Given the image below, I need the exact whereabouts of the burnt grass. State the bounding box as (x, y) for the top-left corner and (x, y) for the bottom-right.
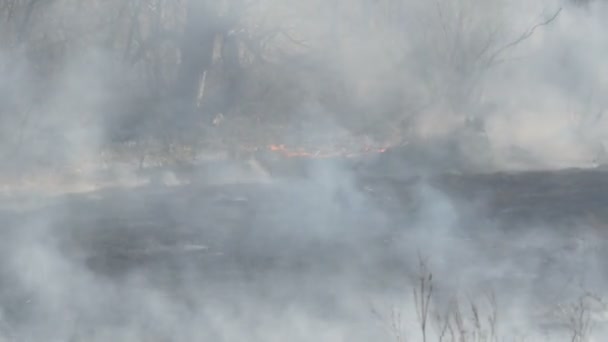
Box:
(2, 160), (607, 277)
(0, 156), (607, 337)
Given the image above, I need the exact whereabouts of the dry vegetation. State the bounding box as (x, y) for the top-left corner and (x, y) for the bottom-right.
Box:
(0, 0), (572, 179)
(373, 256), (607, 342)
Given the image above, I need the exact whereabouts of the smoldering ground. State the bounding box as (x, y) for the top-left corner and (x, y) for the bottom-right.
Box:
(1, 0), (608, 341)
(1, 166), (608, 341)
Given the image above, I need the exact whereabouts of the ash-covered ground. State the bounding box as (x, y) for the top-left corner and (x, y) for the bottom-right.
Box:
(0, 154), (607, 341)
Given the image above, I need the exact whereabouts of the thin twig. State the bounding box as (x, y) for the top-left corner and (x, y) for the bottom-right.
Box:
(487, 8), (562, 65)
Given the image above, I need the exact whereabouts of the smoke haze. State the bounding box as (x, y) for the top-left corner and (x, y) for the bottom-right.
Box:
(1, 0), (608, 341)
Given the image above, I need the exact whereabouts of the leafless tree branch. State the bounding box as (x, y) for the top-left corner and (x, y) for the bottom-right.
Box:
(487, 7), (562, 66)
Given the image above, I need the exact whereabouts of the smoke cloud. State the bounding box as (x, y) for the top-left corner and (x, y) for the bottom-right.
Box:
(0, 0), (607, 341)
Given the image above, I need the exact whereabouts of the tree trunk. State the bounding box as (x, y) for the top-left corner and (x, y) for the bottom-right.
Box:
(173, 0), (218, 113)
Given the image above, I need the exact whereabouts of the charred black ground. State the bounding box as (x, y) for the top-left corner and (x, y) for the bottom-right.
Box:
(0, 154), (605, 340)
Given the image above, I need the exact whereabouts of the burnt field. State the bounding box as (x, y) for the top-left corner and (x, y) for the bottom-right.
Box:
(0, 156), (606, 341)
(5, 0), (608, 339)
